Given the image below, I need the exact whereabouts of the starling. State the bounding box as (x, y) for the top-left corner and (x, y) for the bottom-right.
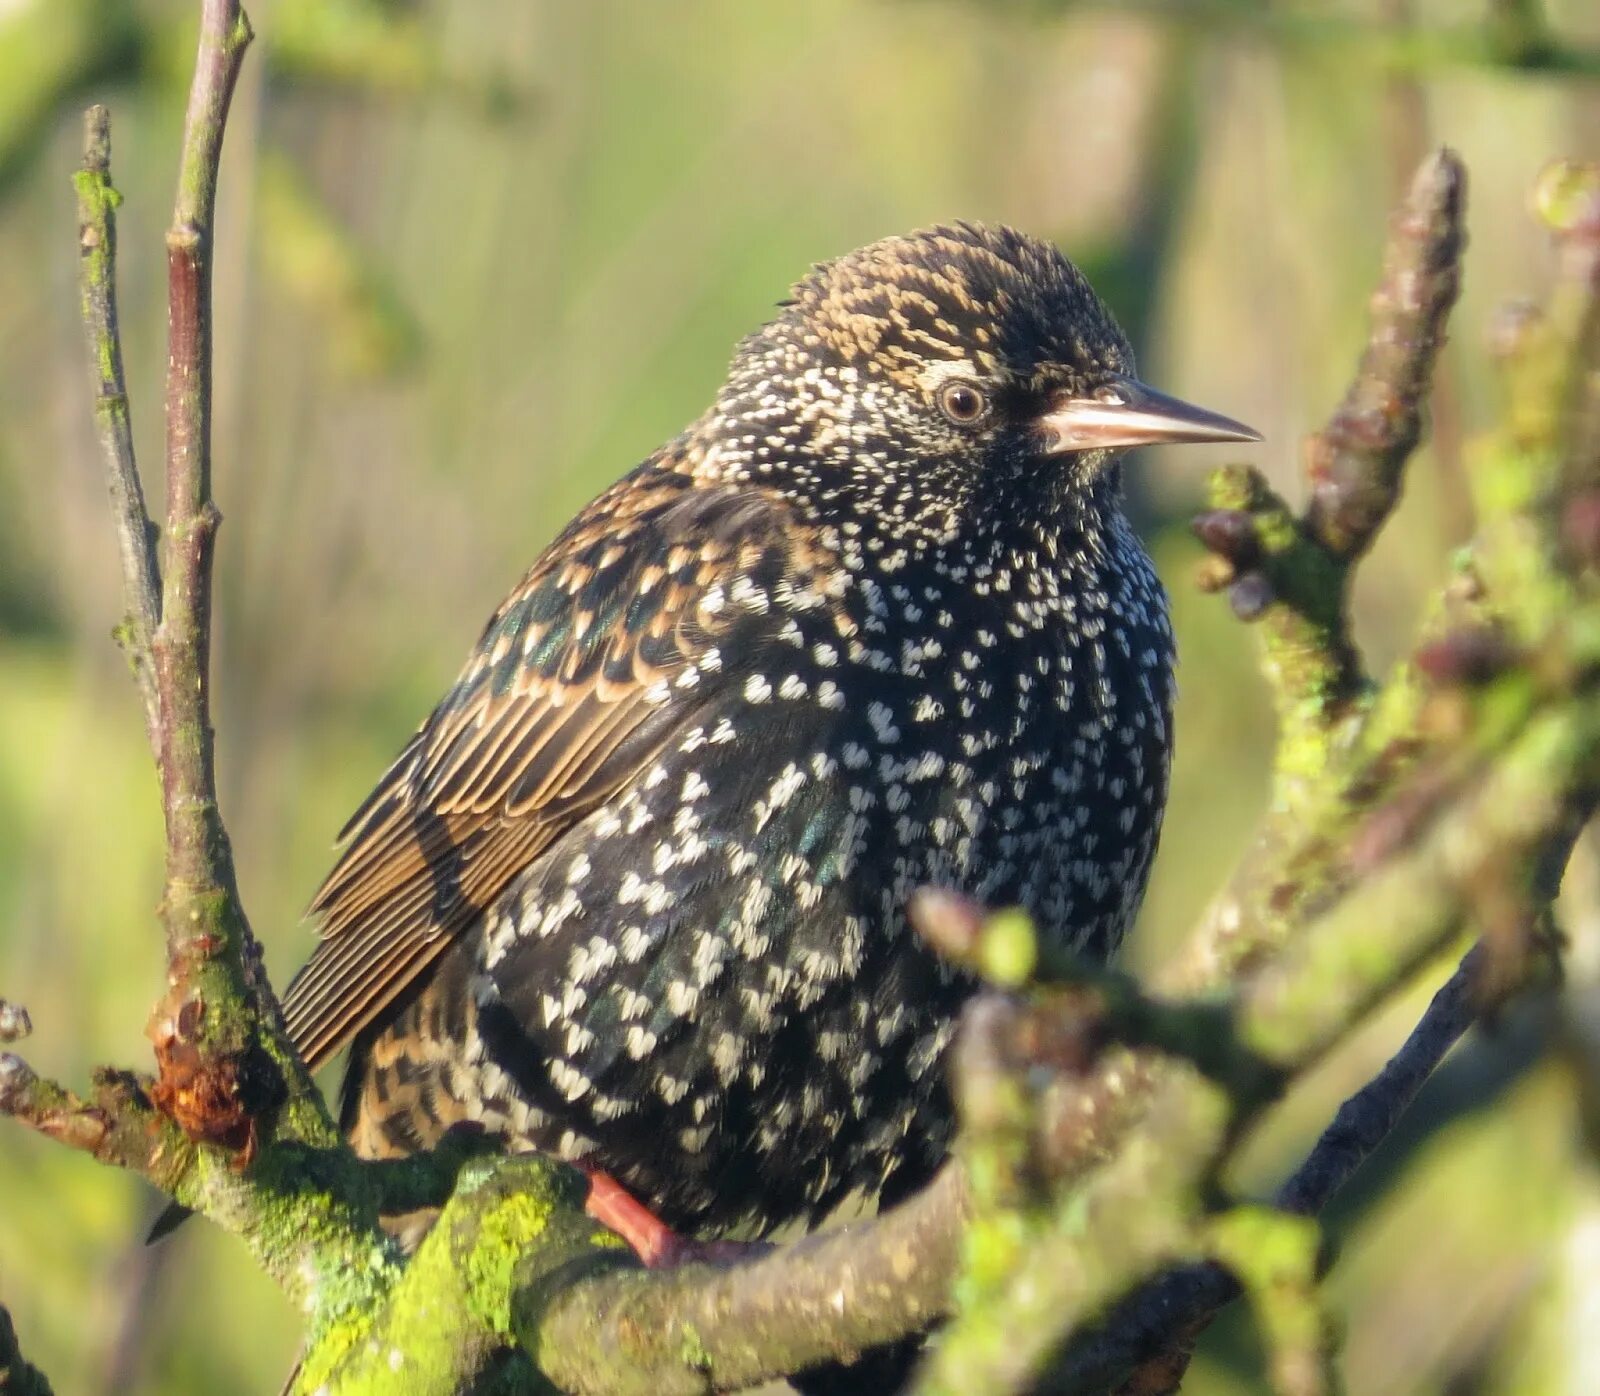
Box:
(279, 223), (1258, 1252)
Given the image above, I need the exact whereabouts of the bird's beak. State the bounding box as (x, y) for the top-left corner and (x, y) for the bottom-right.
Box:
(1036, 378), (1262, 454)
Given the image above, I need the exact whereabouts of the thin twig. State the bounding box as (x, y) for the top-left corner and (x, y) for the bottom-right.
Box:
(1276, 949), (1480, 1214)
(73, 106), (161, 753)
(58, 1), (365, 1299)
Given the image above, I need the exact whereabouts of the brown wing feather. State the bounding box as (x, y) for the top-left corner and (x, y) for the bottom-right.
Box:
(280, 465), (826, 1070)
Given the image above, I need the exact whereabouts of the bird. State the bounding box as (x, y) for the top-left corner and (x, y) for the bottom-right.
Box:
(275, 222), (1258, 1259)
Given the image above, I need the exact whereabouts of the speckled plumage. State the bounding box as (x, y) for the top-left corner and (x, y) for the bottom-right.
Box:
(281, 223), (1196, 1238)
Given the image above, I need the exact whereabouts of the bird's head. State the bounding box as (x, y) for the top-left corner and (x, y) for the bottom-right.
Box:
(711, 223), (1258, 537)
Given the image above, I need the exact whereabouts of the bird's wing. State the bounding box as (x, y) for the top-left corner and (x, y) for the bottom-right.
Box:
(280, 467), (833, 1070)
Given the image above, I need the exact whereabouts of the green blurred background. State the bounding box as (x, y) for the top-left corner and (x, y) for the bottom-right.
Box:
(1, 1), (1597, 1391)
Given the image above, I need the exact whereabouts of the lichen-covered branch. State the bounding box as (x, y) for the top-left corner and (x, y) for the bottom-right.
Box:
(916, 1073), (1227, 1396)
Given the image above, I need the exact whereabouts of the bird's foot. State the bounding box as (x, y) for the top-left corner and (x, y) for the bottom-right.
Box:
(580, 1166), (767, 1269)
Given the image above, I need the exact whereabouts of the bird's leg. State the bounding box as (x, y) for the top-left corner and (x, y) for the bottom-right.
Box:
(580, 1165), (768, 1269)
(581, 1165), (682, 1267)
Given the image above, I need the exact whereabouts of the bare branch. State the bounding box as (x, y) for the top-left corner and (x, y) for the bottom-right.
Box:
(17, 1), (392, 1318)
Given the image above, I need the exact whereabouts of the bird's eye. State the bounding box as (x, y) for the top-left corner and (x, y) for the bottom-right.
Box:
(937, 380), (988, 426)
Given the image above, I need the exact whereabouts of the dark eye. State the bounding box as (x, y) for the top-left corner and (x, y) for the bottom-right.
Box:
(937, 380), (988, 426)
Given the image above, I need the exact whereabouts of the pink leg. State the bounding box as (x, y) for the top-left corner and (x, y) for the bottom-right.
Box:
(580, 1166), (769, 1269)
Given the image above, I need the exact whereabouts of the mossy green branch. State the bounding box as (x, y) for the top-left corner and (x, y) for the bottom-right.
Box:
(1202, 464), (1365, 808)
(0, 1043), (399, 1315)
(295, 1157), (622, 1396)
(1473, 162), (1600, 632)
(1049, 949), (1488, 1392)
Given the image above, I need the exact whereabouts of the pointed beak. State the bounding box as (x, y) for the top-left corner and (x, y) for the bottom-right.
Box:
(1036, 377), (1262, 455)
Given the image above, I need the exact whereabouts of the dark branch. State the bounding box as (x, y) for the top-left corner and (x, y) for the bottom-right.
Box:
(1276, 949), (1481, 1215)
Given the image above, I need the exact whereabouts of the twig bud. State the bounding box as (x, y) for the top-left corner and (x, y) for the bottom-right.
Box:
(1228, 572), (1275, 621)
(1192, 509), (1260, 567)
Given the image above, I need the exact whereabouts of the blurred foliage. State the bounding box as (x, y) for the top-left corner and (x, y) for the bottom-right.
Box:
(2, 0), (1600, 1391)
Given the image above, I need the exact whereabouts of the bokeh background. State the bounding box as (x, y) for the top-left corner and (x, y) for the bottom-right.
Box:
(1, 1), (1597, 1391)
